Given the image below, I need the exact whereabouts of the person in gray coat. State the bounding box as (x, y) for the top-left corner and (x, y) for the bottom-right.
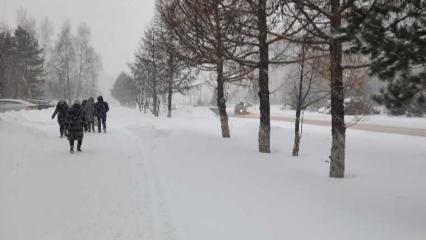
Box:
(84, 97), (95, 132)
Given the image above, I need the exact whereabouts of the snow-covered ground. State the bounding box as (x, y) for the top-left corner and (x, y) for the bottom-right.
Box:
(0, 106), (425, 240)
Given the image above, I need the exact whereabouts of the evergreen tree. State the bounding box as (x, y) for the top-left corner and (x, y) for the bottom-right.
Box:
(348, 0), (426, 116)
(0, 32), (17, 97)
(111, 72), (137, 107)
(14, 26), (45, 98)
(0, 27), (44, 99)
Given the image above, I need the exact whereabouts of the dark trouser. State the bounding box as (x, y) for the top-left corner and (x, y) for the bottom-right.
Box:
(97, 116), (107, 132)
(84, 121), (92, 132)
(59, 123), (67, 137)
(69, 138), (83, 150)
(88, 121), (95, 132)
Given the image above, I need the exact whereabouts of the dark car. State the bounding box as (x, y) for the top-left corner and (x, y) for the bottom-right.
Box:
(234, 102), (251, 115)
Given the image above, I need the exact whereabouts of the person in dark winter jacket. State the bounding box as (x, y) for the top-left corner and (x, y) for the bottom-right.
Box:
(84, 97), (96, 132)
(51, 99), (69, 137)
(67, 100), (85, 153)
(81, 99), (88, 132)
(94, 96), (109, 133)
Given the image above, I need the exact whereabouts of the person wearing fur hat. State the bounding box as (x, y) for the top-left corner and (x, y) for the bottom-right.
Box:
(67, 100), (85, 153)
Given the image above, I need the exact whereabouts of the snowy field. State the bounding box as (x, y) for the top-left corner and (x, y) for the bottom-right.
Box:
(0, 106), (425, 240)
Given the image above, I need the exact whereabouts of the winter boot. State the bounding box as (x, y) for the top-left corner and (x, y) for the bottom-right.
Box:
(77, 140), (82, 152)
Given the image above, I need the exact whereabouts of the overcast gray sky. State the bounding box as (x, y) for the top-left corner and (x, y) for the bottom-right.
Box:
(0, 0), (155, 95)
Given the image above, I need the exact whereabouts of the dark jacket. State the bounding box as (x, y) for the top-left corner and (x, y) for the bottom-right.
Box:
(52, 101), (69, 124)
(67, 103), (85, 140)
(94, 97), (109, 117)
(85, 98), (95, 121)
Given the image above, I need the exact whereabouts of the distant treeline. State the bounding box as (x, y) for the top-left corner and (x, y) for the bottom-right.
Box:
(0, 8), (102, 102)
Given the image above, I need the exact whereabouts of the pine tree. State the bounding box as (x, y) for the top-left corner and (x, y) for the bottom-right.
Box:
(0, 27), (44, 99)
(14, 26), (45, 98)
(347, 0), (426, 116)
(111, 72), (137, 107)
(0, 32), (17, 97)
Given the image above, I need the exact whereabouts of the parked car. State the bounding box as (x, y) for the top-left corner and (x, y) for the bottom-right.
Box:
(234, 102), (252, 115)
(0, 99), (38, 113)
(26, 99), (54, 110)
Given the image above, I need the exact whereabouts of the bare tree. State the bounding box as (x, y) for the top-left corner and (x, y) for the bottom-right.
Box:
(155, 14), (197, 118)
(38, 17), (54, 61)
(75, 23), (90, 98)
(221, 0), (305, 153)
(159, 0), (250, 138)
(52, 21), (76, 103)
(74, 23), (101, 98)
(288, 40), (329, 156)
(280, 0), (379, 177)
(131, 21), (167, 117)
(48, 22), (101, 101)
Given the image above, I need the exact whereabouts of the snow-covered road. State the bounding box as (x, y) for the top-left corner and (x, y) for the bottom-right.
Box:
(1, 106), (425, 240)
(236, 112), (426, 137)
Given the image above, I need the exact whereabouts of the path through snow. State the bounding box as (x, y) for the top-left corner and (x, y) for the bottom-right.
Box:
(1, 106), (425, 240)
(0, 107), (177, 240)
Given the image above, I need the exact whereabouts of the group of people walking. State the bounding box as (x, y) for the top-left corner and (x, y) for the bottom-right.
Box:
(51, 96), (109, 153)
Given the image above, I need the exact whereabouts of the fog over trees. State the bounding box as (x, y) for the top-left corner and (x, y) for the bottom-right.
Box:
(0, 9), (102, 102)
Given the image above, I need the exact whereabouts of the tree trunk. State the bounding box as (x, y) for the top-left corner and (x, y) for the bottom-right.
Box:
(152, 60), (159, 117)
(258, 0), (271, 153)
(292, 108), (301, 156)
(293, 42), (305, 157)
(167, 54), (174, 118)
(77, 58), (83, 98)
(153, 92), (158, 117)
(167, 80), (173, 118)
(66, 64), (71, 104)
(216, 61), (230, 138)
(329, 0), (346, 178)
(153, 78), (158, 117)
